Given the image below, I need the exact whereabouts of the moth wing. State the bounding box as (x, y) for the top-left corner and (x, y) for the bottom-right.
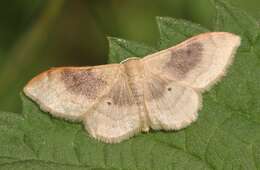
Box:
(83, 69), (141, 143)
(144, 73), (200, 130)
(142, 32), (241, 90)
(23, 65), (120, 121)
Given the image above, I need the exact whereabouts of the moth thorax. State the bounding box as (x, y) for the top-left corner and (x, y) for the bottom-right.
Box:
(123, 59), (148, 131)
(123, 59), (143, 77)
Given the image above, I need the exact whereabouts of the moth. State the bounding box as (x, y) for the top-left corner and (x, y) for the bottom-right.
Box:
(24, 32), (241, 143)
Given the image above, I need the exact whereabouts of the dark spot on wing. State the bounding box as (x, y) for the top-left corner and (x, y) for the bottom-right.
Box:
(106, 76), (135, 106)
(166, 42), (203, 78)
(61, 69), (107, 99)
(145, 74), (170, 100)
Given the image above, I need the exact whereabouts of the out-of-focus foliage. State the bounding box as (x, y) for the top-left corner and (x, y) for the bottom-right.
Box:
(0, 0), (259, 112)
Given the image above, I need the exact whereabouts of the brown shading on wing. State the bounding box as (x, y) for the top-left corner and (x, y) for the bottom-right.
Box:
(165, 42), (203, 79)
(23, 64), (120, 121)
(142, 32), (241, 91)
(143, 71), (201, 130)
(84, 70), (141, 143)
(61, 69), (107, 99)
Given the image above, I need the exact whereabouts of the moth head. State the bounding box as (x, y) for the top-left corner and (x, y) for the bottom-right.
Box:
(120, 57), (141, 64)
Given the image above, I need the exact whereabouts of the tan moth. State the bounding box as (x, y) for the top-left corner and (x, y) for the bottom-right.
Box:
(24, 32), (241, 143)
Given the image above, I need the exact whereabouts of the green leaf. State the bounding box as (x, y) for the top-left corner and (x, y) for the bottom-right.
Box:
(213, 0), (259, 49)
(107, 37), (156, 63)
(1, 0), (260, 169)
(156, 17), (209, 49)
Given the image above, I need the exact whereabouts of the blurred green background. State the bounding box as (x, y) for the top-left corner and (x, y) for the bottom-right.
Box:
(0, 0), (259, 112)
